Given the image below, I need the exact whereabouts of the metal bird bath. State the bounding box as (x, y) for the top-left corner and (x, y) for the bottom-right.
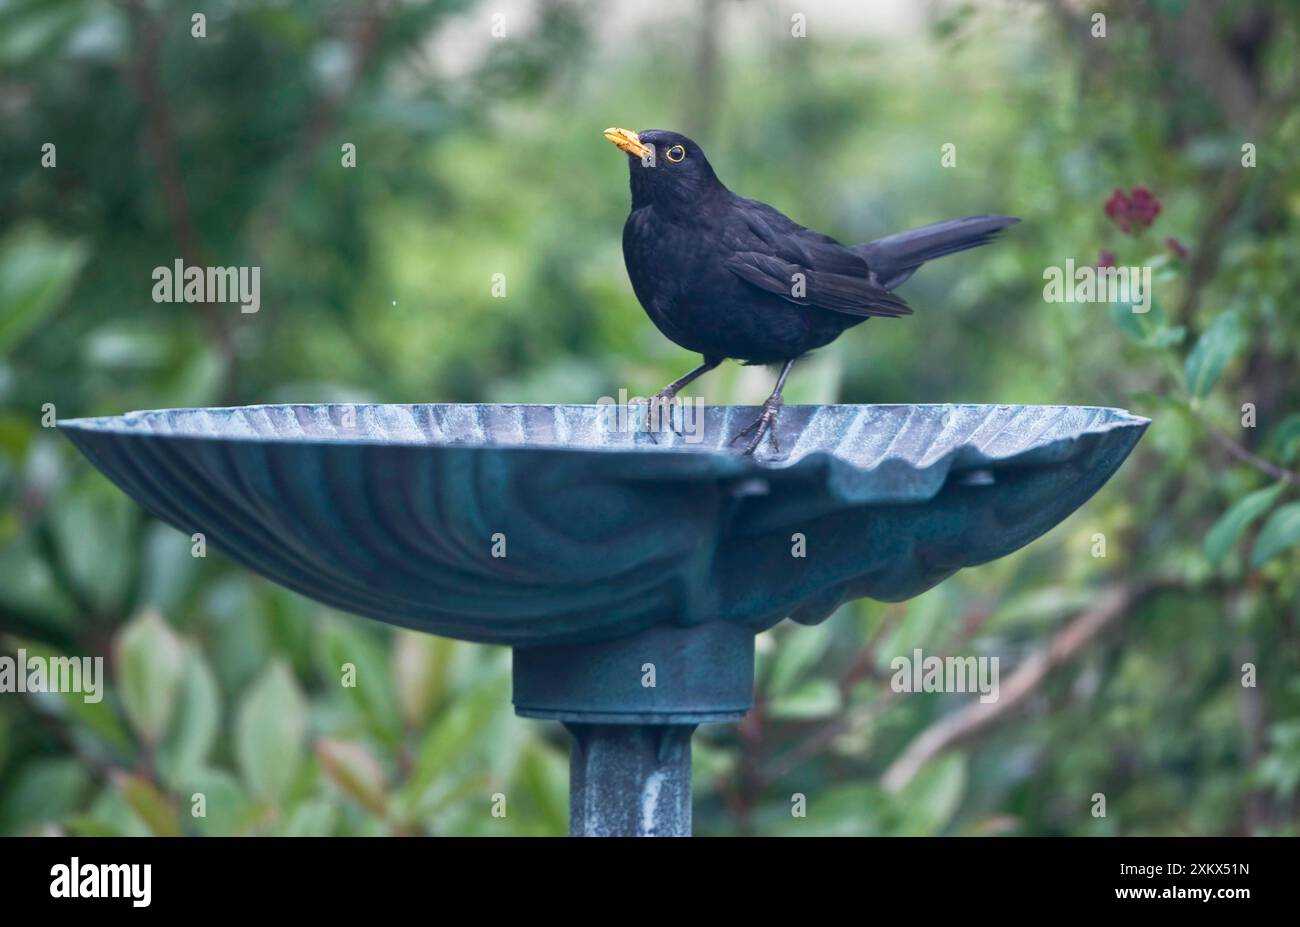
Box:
(60, 402), (1147, 836)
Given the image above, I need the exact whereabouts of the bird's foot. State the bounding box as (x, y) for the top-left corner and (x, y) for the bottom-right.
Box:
(731, 395), (783, 456)
(635, 388), (683, 442)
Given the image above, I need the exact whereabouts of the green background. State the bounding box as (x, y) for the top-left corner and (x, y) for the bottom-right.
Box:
(1, 0), (1298, 836)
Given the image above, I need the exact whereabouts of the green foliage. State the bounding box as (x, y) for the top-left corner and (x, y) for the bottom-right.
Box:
(235, 661), (308, 805)
(1253, 503), (1300, 568)
(0, 226), (88, 354)
(156, 646), (220, 789)
(115, 610), (185, 745)
(1184, 311), (1245, 398)
(1, 0), (1298, 836)
(1204, 483), (1285, 564)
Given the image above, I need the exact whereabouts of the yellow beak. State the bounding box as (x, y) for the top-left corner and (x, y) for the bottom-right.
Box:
(604, 127), (652, 160)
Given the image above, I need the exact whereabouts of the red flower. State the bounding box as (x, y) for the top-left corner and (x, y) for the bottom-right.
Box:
(1104, 189), (1131, 233)
(1104, 186), (1162, 235)
(1097, 249), (1117, 269)
(1128, 186), (1161, 227)
(1165, 236), (1187, 259)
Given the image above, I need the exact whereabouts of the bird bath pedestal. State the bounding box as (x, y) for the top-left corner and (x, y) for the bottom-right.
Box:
(60, 402), (1147, 836)
(516, 621), (754, 835)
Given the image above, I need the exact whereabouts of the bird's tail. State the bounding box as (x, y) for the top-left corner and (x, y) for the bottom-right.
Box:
(857, 215), (1019, 289)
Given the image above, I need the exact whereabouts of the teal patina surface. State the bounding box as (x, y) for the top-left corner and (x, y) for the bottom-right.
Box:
(59, 403), (1147, 646)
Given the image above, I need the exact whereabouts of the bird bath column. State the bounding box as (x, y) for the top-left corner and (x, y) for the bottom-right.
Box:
(512, 622), (755, 837)
(563, 724), (695, 836)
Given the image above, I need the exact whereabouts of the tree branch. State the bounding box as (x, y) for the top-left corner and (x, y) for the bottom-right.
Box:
(1201, 417), (1299, 484)
(880, 581), (1169, 793)
(118, 0), (236, 396)
(251, 1), (387, 246)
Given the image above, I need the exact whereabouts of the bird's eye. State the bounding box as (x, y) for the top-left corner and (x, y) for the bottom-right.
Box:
(666, 145), (686, 163)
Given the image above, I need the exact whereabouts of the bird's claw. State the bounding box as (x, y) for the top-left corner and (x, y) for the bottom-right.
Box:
(731, 396), (783, 455)
(636, 389), (682, 442)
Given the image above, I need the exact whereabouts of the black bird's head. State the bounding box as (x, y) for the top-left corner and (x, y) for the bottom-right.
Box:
(604, 128), (723, 211)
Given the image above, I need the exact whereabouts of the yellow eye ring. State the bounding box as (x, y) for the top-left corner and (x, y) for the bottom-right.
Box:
(666, 145), (686, 163)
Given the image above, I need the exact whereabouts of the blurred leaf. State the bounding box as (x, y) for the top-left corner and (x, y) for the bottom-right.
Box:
(988, 586), (1096, 630)
(235, 660), (308, 804)
(317, 617), (400, 744)
(1146, 325), (1186, 348)
(0, 537), (77, 629)
(516, 739), (568, 835)
(406, 671), (510, 807)
(0, 0), (93, 67)
(316, 738), (387, 816)
(157, 646), (221, 789)
(895, 754), (967, 836)
(160, 347), (227, 411)
(83, 325), (170, 369)
(765, 622), (832, 697)
(279, 798), (338, 837)
(113, 772), (180, 837)
(184, 768), (251, 837)
(203, 577), (271, 693)
(46, 477), (138, 614)
(1204, 483), (1286, 564)
(1265, 413), (1300, 465)
(0, 758), (90, 833)
(766, 782), (890, 837)
(1184, 311), (1245, 397)
(1257, 721), (1300, 798)
(138, 523), (201, 614)
(1109, 300), (1147, 342)
(392, 630), (456, 730)
(1251, 502), (1300, 568)
(63, 814), (126, 837)
(83, 779), (150, 836)
(876, 591), (948, 671)
(114, 609), (185, 745)
(767, 678), (842, 720)
(0, 225), (89, 353)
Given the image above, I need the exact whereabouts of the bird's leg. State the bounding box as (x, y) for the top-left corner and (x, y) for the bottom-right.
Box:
(654, 357), (721, 403)
(731, 359), (795, 455)
(643, 357), (721, 436)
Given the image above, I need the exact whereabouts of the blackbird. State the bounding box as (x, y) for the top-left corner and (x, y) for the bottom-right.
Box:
(604, 127), (1018, 454)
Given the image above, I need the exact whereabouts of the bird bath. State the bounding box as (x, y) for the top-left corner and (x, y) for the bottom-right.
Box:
(60, 402), (1147, 836)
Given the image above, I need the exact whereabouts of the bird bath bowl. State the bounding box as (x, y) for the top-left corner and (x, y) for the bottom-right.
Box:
(60, 402), (1147, 836)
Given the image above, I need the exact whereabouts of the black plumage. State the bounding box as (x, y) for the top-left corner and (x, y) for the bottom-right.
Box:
(605, 127), (1018, 453)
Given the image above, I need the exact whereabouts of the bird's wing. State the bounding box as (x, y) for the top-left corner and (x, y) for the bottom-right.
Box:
(725, 252), (912, 317)
(722, 199), (912, 318)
